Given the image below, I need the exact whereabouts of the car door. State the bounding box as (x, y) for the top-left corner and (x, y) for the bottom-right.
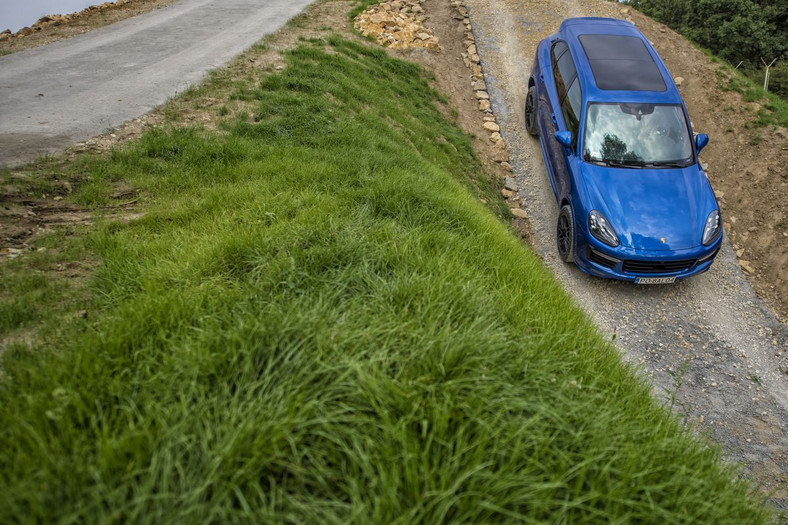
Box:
(556, 76), (582, 201)
(536, 42), (563, 196)
(548, 41), (582, 202)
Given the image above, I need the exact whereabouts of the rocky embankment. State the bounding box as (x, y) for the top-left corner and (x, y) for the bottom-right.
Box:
(354, 0), (440, 50)
(355, 0), (517, 196)
(1, 1), (132, 40)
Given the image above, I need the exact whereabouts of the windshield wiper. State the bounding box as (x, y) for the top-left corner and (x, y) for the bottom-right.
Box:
(599, 158), (646, 168)
(646, 160), (692, 168)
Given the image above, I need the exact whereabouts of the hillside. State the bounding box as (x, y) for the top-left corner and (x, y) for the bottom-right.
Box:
(0, 0), (775, 521)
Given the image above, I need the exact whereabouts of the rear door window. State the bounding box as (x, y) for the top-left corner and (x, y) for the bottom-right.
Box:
(551, 41), (582, 147)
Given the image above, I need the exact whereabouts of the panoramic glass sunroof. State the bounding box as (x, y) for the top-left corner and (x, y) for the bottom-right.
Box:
(578, 35), (666, 91)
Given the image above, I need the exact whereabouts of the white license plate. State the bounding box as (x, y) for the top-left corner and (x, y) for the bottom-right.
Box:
(635, 276), (676, 285)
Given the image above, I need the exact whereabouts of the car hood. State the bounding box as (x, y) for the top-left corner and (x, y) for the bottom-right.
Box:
(581, 163), (713, 251)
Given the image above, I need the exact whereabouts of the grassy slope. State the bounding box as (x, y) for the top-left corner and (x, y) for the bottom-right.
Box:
(0, 36), (770, 522)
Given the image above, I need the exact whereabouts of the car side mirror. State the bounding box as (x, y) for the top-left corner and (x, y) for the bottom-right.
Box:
(695, 133), (709, 153)
(555, 130), (573, 149)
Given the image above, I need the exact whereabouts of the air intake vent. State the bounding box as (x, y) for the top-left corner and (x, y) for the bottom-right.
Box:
(622, 259), (696, 274)
(588, 248), (620, 269)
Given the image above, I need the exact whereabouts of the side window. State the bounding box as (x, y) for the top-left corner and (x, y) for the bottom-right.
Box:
(551, 41), (569, 101)
(562, 78), (582, 142)
(551, 40), (582, 148)
(556, 53), (577, 98)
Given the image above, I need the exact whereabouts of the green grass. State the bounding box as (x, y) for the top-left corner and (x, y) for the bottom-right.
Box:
(714, 61), (788, 129)
(349, 0), (381, 22)
(0, 35), (771, 523)
(0, 229), (93, 337)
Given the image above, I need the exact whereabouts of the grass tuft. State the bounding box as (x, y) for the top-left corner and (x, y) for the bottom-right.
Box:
(715, 63), (788, 128)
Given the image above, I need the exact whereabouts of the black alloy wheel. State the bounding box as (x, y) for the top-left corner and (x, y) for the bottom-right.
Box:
(525, 85), (538, 136)
(557, 204), (574, 263)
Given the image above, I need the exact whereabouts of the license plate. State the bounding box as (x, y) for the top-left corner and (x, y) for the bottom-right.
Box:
(635, 276), (676, 285)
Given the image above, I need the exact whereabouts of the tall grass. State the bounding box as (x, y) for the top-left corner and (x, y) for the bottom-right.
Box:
(0, 36), (770, 522)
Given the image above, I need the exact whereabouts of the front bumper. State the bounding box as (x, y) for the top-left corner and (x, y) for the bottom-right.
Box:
(573, 235), (722, 282)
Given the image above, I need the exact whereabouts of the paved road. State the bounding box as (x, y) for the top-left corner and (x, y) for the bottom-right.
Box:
(0, 0), (315, 168)
(464, 0), (788, 506)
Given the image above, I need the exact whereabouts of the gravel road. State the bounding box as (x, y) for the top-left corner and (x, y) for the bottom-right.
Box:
(0, 0), (315, 168)
(464, 0), (788, 506)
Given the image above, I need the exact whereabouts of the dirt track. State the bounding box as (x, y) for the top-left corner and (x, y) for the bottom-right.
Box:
(460, 0), (788, 507)
(0, 0), (316, 169)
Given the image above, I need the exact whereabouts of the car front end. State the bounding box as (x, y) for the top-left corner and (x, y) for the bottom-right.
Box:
(571, 161), (723, 283)
(573, 229), (722, 283)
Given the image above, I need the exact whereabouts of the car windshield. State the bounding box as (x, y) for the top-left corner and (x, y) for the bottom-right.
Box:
(583, 103), (693, 167)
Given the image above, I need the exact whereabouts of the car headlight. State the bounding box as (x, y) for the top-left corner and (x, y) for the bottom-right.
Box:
(702, 210), (721, 246)
(588, 210), (619, 247)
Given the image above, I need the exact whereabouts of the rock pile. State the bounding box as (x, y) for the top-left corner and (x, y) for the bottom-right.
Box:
(446, 0), (518, 214)
(0, 0), (132, 39)
(354, 0), (439, 50)
(448, 0), (509, 166)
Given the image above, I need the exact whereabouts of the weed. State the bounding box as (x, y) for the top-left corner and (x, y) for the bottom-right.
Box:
(286, 11), (309, 28)
(666, 359), (691, 412)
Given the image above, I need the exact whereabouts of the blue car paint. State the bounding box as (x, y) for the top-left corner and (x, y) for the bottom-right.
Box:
(528, 17), (722, 281)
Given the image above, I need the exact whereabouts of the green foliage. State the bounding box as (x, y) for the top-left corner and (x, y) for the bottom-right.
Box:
(628, 0), (787, 69)
(640, 0), (788, 108)
(0, 37), (771, 523)
(0, 233), (92, 337)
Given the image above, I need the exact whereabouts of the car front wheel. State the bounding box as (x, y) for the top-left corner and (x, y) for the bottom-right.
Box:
(557, 204), (574, 263)
(525, 85), (538, 136)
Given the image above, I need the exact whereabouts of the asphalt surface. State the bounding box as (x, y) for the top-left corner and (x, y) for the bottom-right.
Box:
(463, 0), (788, 507)
(0, 0), (315, 168)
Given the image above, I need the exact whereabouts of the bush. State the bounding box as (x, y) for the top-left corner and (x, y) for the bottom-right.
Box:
(628, 0), (787, 69)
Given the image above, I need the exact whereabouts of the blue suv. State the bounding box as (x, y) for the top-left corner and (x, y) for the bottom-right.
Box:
(525, 17), (722, 284)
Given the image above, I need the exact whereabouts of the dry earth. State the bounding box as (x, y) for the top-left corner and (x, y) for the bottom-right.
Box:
(1, 0), (787, 511)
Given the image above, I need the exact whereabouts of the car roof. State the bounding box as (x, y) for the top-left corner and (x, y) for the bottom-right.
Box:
(556, 17), (682, 104)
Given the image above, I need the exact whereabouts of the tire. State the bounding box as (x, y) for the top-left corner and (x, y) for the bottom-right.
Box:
(556, 204), (574, 263)
(525, 85), (538, 136)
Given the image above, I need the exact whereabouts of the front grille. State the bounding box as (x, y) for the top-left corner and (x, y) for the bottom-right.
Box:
(588, 248), (620, 269)
(622, 258), (696, 274)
